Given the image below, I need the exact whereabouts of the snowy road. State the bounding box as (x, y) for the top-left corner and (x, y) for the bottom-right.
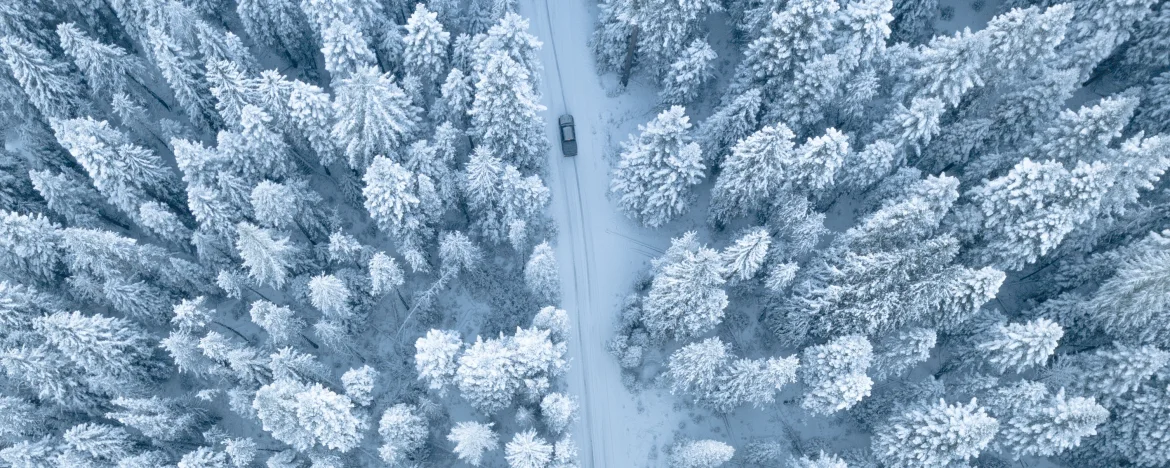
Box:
(519, 0), (680, 466)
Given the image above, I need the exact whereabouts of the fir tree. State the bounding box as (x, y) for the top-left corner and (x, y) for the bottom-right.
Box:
(341, 365), (377, 406)
(709, 355), (799, 413)
(966, 158), (1111, 270)
(667, 337), (730, 403)
(363, 155), (443, 256)
(235, 221), (298, 289)
(236, 0), (315, 67)
(107, 396), (207, 442)
(249, 300), (304, 346)
(320, 19), (376, 78)
(147, 26), (220, 131)
(721, 228), (771, 282)
(985, 382), (1108, 459)
(872, 327), (936, 382)
(977, 318), (1063, 374)
(56, 23), (143, 100)
(799, 335), (874, 415)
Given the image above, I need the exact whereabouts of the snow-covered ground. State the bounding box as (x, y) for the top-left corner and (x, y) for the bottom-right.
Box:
(519, 0), (680, 464)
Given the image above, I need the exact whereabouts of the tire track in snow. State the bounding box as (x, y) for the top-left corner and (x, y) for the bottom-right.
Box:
(523, 0), (607, 465)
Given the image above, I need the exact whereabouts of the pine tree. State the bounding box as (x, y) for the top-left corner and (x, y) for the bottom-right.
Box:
(721, 228), (770, 282)
(368, 251), (405, 297)
(236, 0), (315, 67)
(0, 345), (97, 409)
(415, 329), (463, 396)
(1048, 343), (1169, 404)
(696, 88), (763, 165)
(0, 436), (59, 467)
(984, 5), (1074, 79)
(1058, 0), (1157, 82)
(872, 327), (936, 382)
(56, 23), (143, 100)
(709, 355), (799, 413)
(456, 335), (520, 414)
(308, 273), (352, 321)
(320, 19), (376, 78)
(52, 117), (180, 218)
(667, 337), (730, 402)
(462, 147), (550, 247)
(363, 155), (443, 256)
(341, 365), (376, 406)
(872, 398), (999, 468)
(448, 421), (498, 466)
(966, 158), (1111, 270)
(660, 38), (717, 105)
(288, 80), (340, 165)
(611, 106), (705, 228)
(911, 28), (990, 107)
(524, 241), (560, 303)
(378, 403), (427, 464)
(403, 3), (450, 83)
(985, 382), (1108, 459)
(147, 26), (220, 131)
(875, 96), (945, 155)
(235, 221), (298, 289)
(295, 383), (367, 452)
(642, 233), (727, 341)
(670, 439), (735, 468)
(332, 67), (421, 170)
(733, 0), (839, 93)
(505, 429), (553, 468)
(206, 59), (258, 128)
(249, 300), (304, 345)
(62, 423), (134, 463)
(0, 35), (86, 119)
(591, 0), (636, 73)
(433, 68), (473, 124)
(977, 318), (1063, 374)
(1100, 381), (1170, 466)
(107, 396), (207, 442)
(473, 12), (543, 86)
(469, 52), (547, 169)
(709, 123), (796, 223)
(799, 335), (874, 415)
(0, 210), (64, 285)
(34, 310), (157, 385)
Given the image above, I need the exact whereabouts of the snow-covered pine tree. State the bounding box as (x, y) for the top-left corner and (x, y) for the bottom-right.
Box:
(976, 318), (1063, 374)
(709, 123), (796, 223)
(377, 403), (427, 464)
(984, 382), (1108, 459)
(416, 329), (463, 396)
(235, 221), (299, 289)
(611, 106), (705, 228)
(56, 23), (143, 101)
(721, 227), (770, 282)
(525, 241), (561, 303)
(965, 158), (1111, 270)
(363, 155), (443, 260)
(670, 439), (735, 468)
(332, 66), (421, 171)
(642, 232), (727, 341)
(0, 35), (86, 120)
(709, 355), (799, 413)
(667, 336), (730, 403)
(505, 429), (553, 468)
(402, 3), (450, 83)
(659, 38), (717, 105)
(448, 421), (499, 466)
(469, 52), (547, 170)
(872, 398), (999, 468)
(799, 334), (874, 415)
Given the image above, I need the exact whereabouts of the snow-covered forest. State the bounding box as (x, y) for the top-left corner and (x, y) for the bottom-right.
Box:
(0, 0), (1168, 466)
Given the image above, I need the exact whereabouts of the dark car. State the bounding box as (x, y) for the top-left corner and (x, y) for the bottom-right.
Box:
(559, 114), (577, 156)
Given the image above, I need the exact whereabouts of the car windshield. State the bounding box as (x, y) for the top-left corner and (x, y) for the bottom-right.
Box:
(563, 125), (575, 141)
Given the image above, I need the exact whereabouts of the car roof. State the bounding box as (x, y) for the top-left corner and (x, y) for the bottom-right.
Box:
(559, 114), (574, 124)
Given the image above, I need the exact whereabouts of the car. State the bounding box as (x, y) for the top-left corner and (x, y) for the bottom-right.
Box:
(559, 114), (578, 156)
